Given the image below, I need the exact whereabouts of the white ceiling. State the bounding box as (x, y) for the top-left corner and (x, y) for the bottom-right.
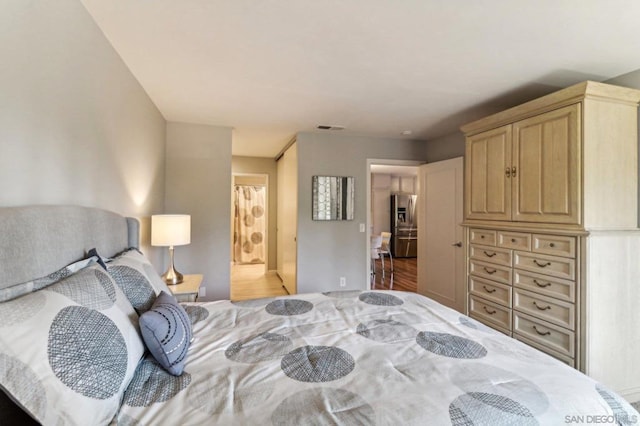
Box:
(80, 0), (640, 158)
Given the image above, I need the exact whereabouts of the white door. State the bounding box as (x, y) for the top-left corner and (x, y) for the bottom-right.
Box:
(276, 143), (297, 294)
(417, 157), (465, 313)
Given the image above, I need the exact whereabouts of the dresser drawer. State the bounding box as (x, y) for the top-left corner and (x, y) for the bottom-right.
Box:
(514, 270), (575, 302)
(514, 334), (575, 367)
(469, 228), (496, 246)
(513, 288), (575, 330)
(514, 252), (575, 280)
(469, 259), (512, 285)
(469, 296), (512, 332)
(497, 231), (531, 251)
(532, 234), (576, 258)
(513, 312), (575, 357)
(469, 276), (511, 307)
(469, 244), (512, 267)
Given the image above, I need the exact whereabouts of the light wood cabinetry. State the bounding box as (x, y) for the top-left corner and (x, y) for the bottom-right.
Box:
(465, 105), (580, 224)
(462, 81), (640, 401)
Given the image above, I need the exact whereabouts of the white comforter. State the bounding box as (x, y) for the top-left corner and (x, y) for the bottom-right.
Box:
(115, 291), (638, 425)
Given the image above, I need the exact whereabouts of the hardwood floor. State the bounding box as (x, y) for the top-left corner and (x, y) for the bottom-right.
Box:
(230, 256), (418, 301)
(230, 264), (288, 301)
(372, 256), (417, 293)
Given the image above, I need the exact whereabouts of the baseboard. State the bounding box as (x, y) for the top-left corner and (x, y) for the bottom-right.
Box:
(618, 385), (640, 403)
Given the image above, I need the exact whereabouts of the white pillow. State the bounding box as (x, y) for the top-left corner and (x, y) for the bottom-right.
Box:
(0, 264), (145, 425)
(104, 249), (174, 313)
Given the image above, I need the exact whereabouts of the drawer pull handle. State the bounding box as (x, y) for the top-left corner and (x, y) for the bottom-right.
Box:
(549, 243), (555, 248)
(511, 238), (516, 243)
(483, 306), (496, 315)
(480, 235), (485, 239)
(483, 286), (496, 294)
(533, 325), (551, 336)
(533, 301), (551, 311)
(533, 279), (551, 288)
(533, 260), (552, 268)
(483, 251), (496, 258)
(483, 267), (497, 274)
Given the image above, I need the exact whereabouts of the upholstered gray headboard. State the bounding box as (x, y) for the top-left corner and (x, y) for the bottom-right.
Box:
(0, 205), (139, 291)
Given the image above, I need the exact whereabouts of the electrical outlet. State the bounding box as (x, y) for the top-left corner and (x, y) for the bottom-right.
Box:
(339, 277), (346, 287)
(199, 287), (206, 298)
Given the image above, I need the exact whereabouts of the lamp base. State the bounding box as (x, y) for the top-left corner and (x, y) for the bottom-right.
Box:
(162, 246), (184, 285)
(162, 267), (184, 285)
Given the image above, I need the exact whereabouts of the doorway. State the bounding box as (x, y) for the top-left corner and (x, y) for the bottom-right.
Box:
(230, 173), (287, 300)
(368, 160), (423, 292)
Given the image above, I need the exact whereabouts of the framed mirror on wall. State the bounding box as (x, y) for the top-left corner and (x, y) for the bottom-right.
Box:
(312, 176), (354, 220)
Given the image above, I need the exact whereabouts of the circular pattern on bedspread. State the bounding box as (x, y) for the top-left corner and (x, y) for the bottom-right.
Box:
(184, 305), (210, 324)
(50, 269), (116, 310)
(225, 332), (293, 363)
(449, 392), (537, 425)
(595, 384), (637, 424)
(107, 265), (156, 311)
(281, 346), (354, 383)
(48, 306), (127, 399)
(271, 388), (375, 425)
(358, 292), (403, 306)
(356, 319), (417, 343)
(266, 299), (313, 316)
(0, 291), (46, 326)
(450, 363), (549, 415)
(123, 358), (191, 407)
(416, 332), (487, 359)
(0, 354), (47, 419)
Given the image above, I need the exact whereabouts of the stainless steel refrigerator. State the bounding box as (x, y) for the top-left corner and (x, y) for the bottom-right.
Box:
(390, 193), (418, 257)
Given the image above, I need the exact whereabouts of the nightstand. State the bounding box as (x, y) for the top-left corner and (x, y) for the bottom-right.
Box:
(168, 274), (203, 302)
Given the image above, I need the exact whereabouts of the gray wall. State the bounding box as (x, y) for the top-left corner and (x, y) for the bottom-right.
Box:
(295, 132), (427, 293)
(232, 156), (278, 271)
(423, 131), (465, 163)
(0, 0), (166, 265)
(165, 122), (232, 301)
(605, 70), (640, 224)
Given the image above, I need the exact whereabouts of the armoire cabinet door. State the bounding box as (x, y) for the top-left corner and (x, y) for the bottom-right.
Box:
(512, 104), (581, 224)
(465, 125), (512, 221)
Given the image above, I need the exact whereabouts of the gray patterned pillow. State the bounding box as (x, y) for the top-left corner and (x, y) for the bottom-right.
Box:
(0, 256), (97, 303)
(105, 249), (174, 313)
(139, 291), (192, 376)
(0, 264), (145, 425)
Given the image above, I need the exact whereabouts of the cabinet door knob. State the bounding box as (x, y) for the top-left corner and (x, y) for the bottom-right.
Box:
(505, 167), (511, 178)
(511, 167), (517, 177)
(452, 242), (462, 247)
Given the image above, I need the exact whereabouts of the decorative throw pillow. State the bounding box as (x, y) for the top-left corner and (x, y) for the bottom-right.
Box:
(0, 264), (145, 425)
(103, 248), (174, 313)
(139, 291), (192, 376)
(0, 256), (97, 302)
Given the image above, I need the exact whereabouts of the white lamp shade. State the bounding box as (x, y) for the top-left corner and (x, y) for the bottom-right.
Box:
(151, 215), (191, 247)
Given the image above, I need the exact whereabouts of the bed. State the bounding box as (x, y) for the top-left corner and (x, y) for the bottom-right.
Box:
(0, 205), (638, 425)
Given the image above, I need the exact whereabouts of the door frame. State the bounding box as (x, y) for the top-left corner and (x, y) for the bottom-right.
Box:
(366, 159), (424, 289)
(231, 172), (270, 274)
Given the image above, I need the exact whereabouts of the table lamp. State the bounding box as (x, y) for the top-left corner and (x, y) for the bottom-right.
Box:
(151, 214), (191, 285)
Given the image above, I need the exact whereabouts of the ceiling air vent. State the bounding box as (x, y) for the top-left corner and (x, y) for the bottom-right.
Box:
(317, 125), (345, 130)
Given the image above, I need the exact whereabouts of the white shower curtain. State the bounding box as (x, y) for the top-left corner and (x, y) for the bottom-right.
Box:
(233, 185), (266, 264)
